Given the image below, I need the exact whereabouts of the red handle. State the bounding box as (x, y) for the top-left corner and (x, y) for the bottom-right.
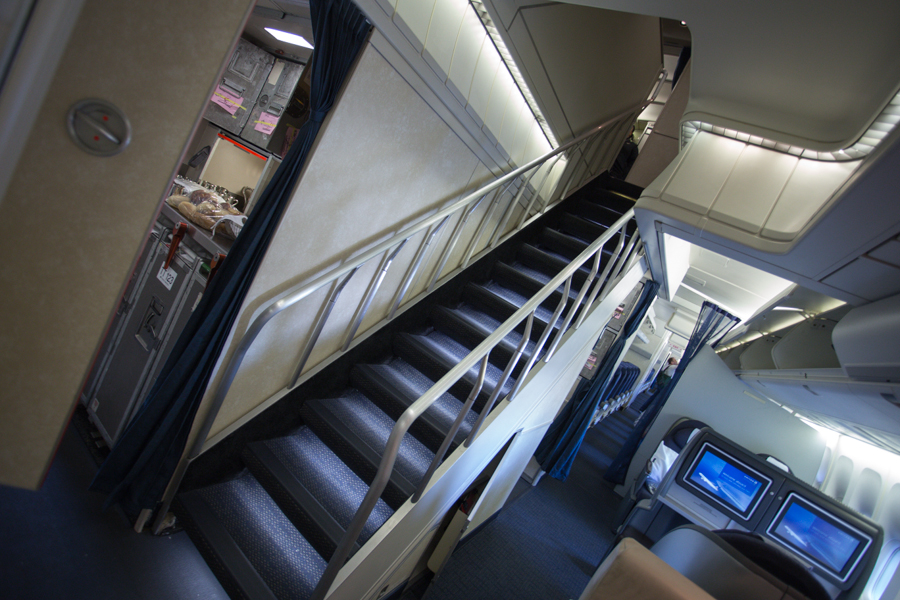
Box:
(164, 222), (188, 270)
(207, 253), (226, 285)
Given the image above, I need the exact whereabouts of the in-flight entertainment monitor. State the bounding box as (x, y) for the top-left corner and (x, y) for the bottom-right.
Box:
(682, 442), (773, 520)
(767, 493), (874, 583)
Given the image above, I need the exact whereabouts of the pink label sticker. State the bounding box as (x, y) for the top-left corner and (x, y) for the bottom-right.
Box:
(211, 85), (244, 116)
(253, 111), (279, 135)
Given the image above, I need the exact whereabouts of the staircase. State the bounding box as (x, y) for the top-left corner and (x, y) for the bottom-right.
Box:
(173, 184), (639, 600)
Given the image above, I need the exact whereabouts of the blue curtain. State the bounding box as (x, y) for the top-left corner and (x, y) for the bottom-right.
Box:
(604, 300), (740, 485)
(534, 280), (660, 481)
(91, 0), (371, 514)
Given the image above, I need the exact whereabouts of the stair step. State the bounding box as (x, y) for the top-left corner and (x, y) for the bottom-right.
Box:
(583, 187), (636, 214)
(177, 471), (326, 600)
(492, 261), (578, 305)
(571, 198), (635, 232)
(300, 390), (435, 510)
(394, 330), (515, 413)
(538, 227), (591, 259)
(517, 244), (592, 289)
(431, 304), (535, 377)
(242, 426), (394, 562)
(351, 359), (478, 453)
(556, 212), (609, 243)
(461, 281), (560, 343)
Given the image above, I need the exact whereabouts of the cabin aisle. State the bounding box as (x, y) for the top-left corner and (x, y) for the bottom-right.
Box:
(420, 402), (643, 600)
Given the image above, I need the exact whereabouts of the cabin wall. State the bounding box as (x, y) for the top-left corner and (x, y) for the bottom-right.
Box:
(620, 345), (827, 494)
(0, 0), (253, 489)
(201, 40), (502, 441)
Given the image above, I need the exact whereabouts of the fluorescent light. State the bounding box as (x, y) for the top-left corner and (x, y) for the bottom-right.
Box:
(771, 306), (804, 312)
(679, 283), (745, 320)
(265, 27), (313, 49)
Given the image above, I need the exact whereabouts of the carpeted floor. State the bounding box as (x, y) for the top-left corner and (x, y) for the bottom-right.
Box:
(421, 405), (642, 600)
(0, 415), (228, 600)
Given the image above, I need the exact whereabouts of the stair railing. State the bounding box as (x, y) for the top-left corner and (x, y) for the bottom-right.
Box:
(153, 84), (661, 534)
(309, 208), (643, 600)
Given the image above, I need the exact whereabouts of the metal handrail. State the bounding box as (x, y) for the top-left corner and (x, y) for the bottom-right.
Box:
(309, 209), (639, 600)
(152, 82), (660, 535)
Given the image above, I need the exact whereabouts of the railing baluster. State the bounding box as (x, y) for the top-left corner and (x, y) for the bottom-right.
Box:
(490, 165), (541, 247)
(464, 314), (534, 447)
(550, 144), (586, 211)
(543, 247), (603, 362)
(388, 216), (450, 320)
(410, 356), (489, 503)
(507, 278), (571, 403)
(518, 154), (564, 229)
(423, 193), (487, 295)
(622, 241), (644, 274)
(341, 240), (408, 352)
(605, 231), (639, 296)
(578, 131), (603, 175)
(575, 229), (624, 329)
(290, 267), (361, 388)
(458, 179), (516, 271)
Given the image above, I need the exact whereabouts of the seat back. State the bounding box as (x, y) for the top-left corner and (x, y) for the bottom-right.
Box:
(578, 537), (717, 600)
(650, 526), (823, 600)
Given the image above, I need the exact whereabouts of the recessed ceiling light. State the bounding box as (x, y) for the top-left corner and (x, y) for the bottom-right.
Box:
(265, 27), (313, 49)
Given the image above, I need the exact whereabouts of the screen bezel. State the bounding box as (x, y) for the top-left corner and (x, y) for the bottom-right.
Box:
(766, 492), (873, 583)
(681, 441), (774, 521)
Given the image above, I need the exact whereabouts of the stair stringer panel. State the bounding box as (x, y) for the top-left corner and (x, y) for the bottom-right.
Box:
(323, 259), (648, 600)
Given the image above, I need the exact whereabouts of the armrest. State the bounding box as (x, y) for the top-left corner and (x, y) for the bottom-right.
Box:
(578, 538), (717, 600)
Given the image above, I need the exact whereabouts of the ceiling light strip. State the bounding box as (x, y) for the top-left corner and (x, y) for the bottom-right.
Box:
(681, 88), (900, 162)
(468, 0), (558, 147)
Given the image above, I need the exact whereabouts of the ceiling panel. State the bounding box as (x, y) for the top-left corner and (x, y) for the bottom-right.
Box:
(565, 0), (900, 150)
(484, 1), (662, 142)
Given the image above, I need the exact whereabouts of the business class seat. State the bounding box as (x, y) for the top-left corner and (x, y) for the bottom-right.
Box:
(581, 526), (828, 600)
(577, 537), (718, 600)
(650, 526), (830, 600)
(612, 418), (709, 529)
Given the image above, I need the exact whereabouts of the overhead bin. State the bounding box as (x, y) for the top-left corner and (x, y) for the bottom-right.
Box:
(833, 293), (900, 381)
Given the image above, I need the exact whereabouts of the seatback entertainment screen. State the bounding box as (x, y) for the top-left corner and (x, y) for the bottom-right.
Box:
(683, 442), (772, 520)
(767, 493), (873, 582)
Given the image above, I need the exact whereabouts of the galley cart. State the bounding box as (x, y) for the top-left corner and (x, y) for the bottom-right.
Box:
(82, 207), (225, 446)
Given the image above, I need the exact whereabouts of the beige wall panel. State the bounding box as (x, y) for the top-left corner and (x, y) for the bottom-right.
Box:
(0, 0), (251, 489)
(422, 0), (468, 81)
(208, 45), (484, 439)
(653, 61), (691, 140)
(500, 3), (661, 141)
(446, 7), (485, 106)
(626, 131), (680, 189)
(393, 0), (436, 53)
(465, 36), (501, 129)
(411, 162), (497, 293)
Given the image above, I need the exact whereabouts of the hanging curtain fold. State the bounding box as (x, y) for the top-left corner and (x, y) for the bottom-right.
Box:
(534, 280), (660, 481)
(91, 0), (372, 514)
(604, 300), (740, 485)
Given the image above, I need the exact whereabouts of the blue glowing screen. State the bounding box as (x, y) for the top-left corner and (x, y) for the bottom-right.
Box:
(772, 501), (863, 574)
(688, 449), (765, 515)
